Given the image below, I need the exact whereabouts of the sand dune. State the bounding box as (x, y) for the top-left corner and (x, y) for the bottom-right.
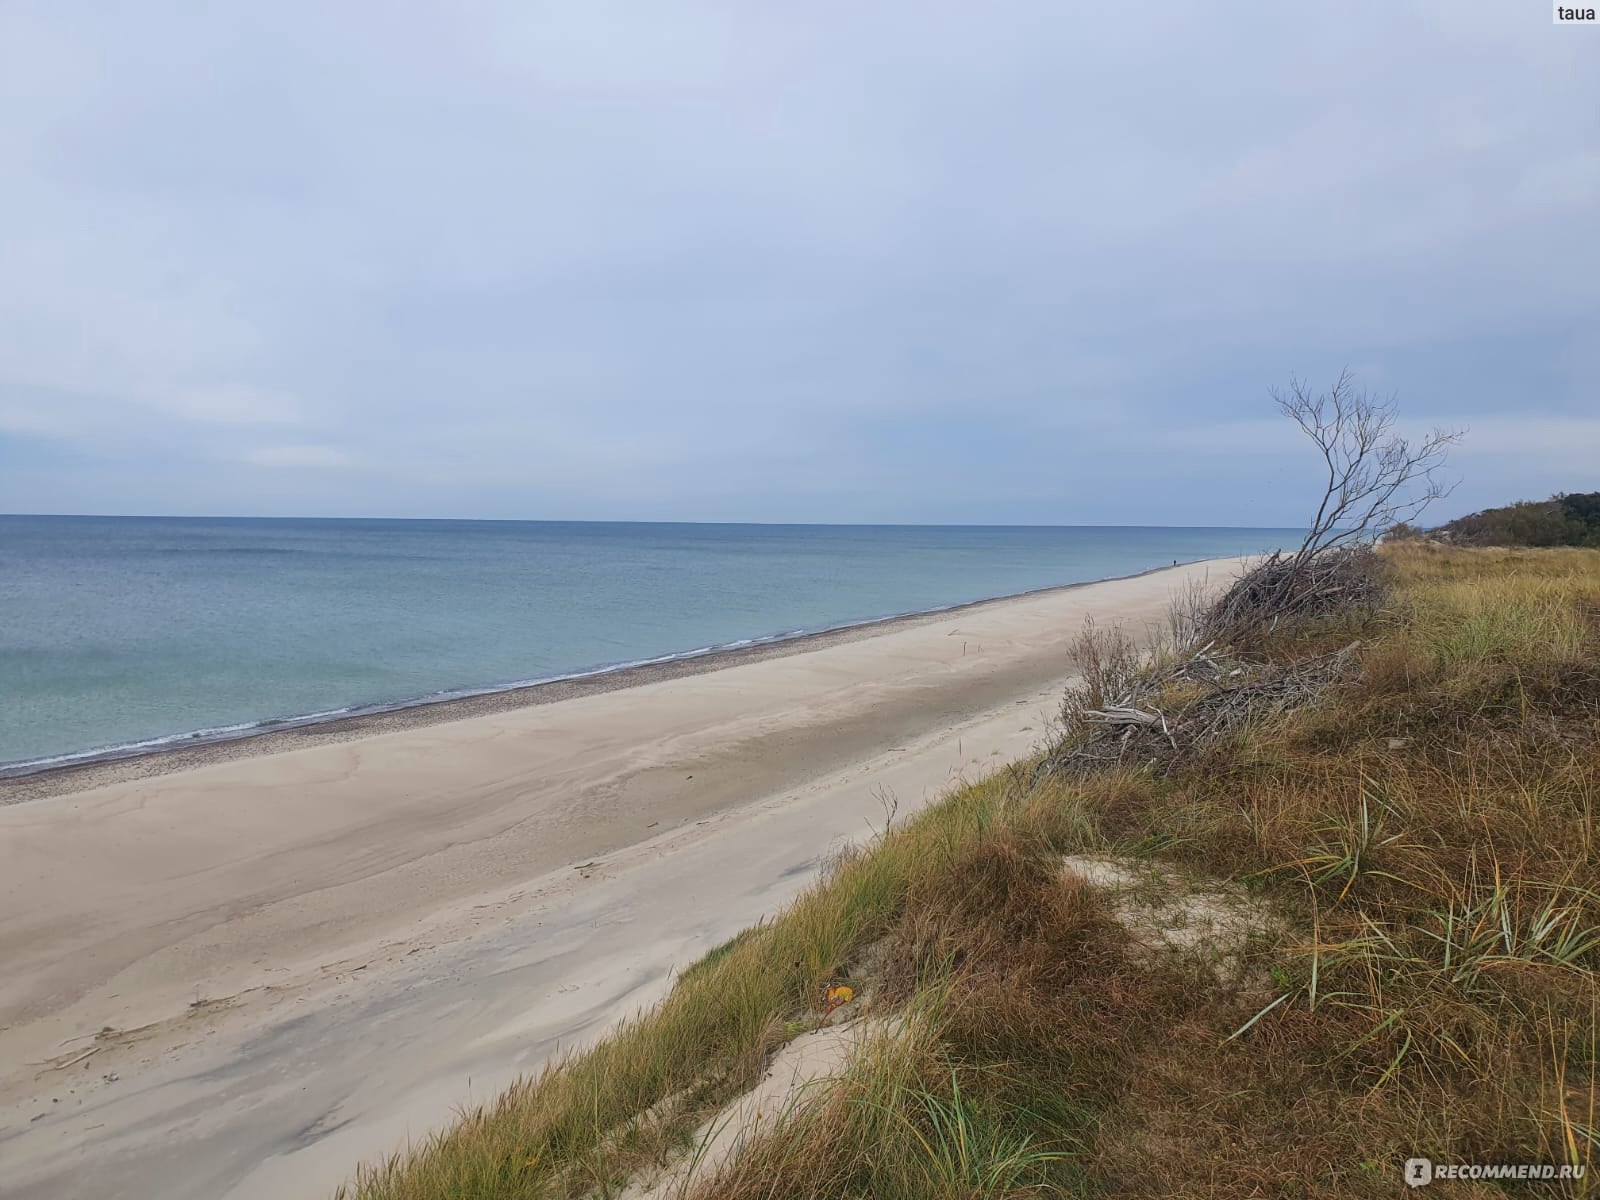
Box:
(0, 558), (1240, 1200)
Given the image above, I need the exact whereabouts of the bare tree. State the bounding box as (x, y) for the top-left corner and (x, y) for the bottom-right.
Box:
(1277, 369), (1463, 564)
(1202, 372), (1464, 641)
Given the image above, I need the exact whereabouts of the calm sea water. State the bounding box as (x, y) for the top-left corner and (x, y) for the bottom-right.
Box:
(0, 517), (1296, 772)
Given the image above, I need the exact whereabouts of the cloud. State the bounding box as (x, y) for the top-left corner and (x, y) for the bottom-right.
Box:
(0, 2), (1595, 522)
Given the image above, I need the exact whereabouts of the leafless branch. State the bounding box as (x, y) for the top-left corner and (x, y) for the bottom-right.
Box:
(1275, 369), (1463, 563)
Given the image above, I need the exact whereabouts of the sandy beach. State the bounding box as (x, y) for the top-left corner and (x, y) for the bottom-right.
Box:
(0, 558), (1241, 1200)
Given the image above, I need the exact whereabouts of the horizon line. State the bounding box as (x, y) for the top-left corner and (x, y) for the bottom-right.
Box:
(0, 512), (1308, 531)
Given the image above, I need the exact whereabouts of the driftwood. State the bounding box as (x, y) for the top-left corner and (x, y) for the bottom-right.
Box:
(1041, 637), (1361, 782)
(1082, 707), (1162, 727)
(1037, 537), (1383, 786)
(36, 1045), (99, 1072)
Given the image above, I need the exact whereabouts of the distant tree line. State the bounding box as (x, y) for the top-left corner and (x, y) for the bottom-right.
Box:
(1419, 491), (1600, 548)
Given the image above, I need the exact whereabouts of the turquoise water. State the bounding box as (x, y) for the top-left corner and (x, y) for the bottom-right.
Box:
(0, 517), (1295, 772)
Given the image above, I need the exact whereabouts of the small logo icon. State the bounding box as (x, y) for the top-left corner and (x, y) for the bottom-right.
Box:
(1405, 1157), (1434, 1187)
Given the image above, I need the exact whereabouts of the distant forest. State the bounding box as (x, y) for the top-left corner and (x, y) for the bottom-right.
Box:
(1422, 491), (1600, 547)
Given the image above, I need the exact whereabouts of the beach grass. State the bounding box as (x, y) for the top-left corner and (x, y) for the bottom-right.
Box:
(339, 542), (1599, 1198)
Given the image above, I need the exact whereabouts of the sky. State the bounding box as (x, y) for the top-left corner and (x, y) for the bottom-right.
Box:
(1, 2), (1596, 526)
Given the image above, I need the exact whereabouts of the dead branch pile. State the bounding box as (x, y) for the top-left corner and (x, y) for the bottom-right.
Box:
(1035, 538), (1388, 784)
(1038, 638), (1362, 781)
(1200, 545), (1383, 645)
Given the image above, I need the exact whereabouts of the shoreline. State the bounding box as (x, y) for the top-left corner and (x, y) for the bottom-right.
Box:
(0, 557), (1214, 804)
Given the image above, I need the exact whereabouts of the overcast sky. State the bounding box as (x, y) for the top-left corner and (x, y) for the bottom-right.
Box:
(1, 3), (1595, 525)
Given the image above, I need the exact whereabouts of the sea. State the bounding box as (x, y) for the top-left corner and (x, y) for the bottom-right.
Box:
(0, 517), (1297, 775)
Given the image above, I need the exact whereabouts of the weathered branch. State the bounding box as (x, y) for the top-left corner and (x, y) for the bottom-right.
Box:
(1274, 370), (1462, 560)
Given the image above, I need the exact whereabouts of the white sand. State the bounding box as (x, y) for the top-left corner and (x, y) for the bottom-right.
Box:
(621, 1018), (888, 1200)
(0, 558), (1241, 1200)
